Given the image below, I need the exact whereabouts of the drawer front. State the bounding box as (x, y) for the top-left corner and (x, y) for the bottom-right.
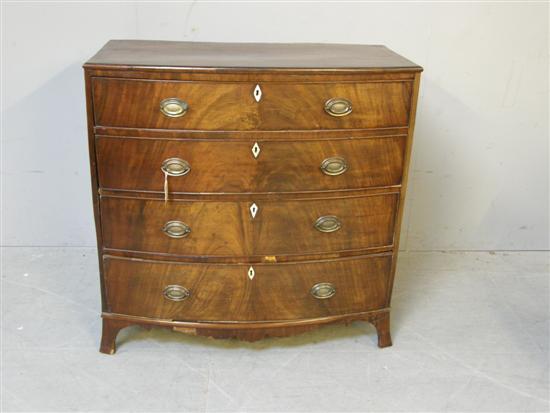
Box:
(104, 255), (391, 321)
(96, 136), (406, 193)
(101, 194), (398, 257)
(92, 79), (412, 130)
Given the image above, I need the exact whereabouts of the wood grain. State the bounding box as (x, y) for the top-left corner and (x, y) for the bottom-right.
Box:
(85, 40), (422, 71)
(387, 72), (422, 304)
(93, 126), (409, 140)
(99, 309), (392, 352)
(83, 41), (422, 353)
(84, 72), (108, 312)
(103, 254), (392, 321)
(92, 78), (412, 130)
(96, 135), (406, 193)
(87, 68), (416, 82)
(100, 193), (398, 257)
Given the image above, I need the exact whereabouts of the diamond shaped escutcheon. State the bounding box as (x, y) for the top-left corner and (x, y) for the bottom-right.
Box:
(252, 142), (261, 159)
(253, 84), (262, 102)
(249, 203), (259, 219)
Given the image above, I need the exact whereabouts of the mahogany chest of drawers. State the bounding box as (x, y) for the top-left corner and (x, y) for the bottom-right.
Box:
(83, 40), (422, 354)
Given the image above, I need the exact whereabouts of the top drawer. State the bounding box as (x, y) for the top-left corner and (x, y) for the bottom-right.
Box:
(92, 79), (412, 130)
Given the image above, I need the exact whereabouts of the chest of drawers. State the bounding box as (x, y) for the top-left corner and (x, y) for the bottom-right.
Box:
(83, 40), (422, 354)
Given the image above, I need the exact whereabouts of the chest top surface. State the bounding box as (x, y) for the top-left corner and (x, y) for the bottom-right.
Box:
(84, 40), (422, 71)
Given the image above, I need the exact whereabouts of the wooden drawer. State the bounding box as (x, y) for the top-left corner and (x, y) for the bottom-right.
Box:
(96, 136), (406, 193)
(92, 79), (412, 130)
(101, 193), (398, 257)
(104, 254), (391, 321)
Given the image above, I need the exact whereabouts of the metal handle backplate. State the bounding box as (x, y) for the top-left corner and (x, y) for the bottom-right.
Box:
(321, 157), (348, 176)
(160, 98), (188, 118)
(314, 216), (341, 233)
(311, 283), (336, 300)
(324, 98), (352, 117)
(163, 285), (190, 301)
(162, 221), (191, 238)
(161, 158), (191, 177)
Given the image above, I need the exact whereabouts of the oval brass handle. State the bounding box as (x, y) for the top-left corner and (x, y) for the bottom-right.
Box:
(320, 157), (348, 176)
(160, 98), (188, 118)
(314, 215), (341, 233)
(162, 221), (191, 238)
(324, 98), (352, 117)
(163, 285), (190, 301)
(161, 158), (191, 177)
(311, 283), (336, 300)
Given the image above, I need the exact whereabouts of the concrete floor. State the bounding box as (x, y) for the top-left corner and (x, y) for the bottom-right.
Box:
(1, 247), (548, 412)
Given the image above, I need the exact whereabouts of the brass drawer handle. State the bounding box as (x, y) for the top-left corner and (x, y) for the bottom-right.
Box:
(162, 221), (191, 238)
(311, 283), (336, 300)
(324, 98), (352, 117)
(314, 215), (341, 233)
(160, 98), (188, 118)
(320, 157), (348, 176)
(163, 285), (190, 301)
(161, 158), (191, 177)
